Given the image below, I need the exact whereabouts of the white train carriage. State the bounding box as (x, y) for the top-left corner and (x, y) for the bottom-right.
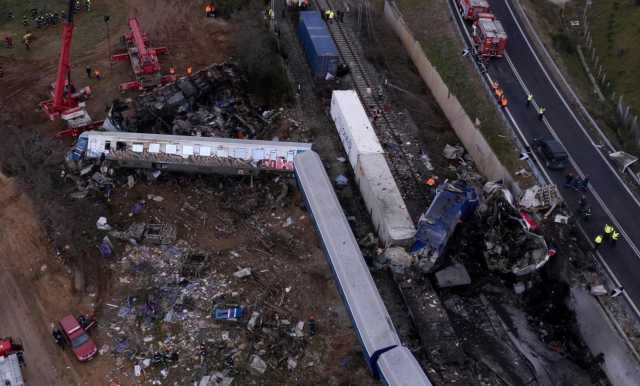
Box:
(71, 131), (312, 174)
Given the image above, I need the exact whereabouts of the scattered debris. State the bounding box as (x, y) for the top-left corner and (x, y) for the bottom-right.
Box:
(335, 174), (348, 186)
(442, 144), (464, 160)
(435, 263), (471, 288)
(249, 355), (267, 375)
(518, 184), (562, 212)
(96, 216), (112, 231)
(233, 267), (252, 278)
(590, 285), (608, 296)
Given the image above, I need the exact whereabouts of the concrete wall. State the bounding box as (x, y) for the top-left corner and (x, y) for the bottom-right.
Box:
(384, 1), (514, 186)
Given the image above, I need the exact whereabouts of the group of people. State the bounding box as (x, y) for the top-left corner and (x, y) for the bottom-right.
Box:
(491, 81), (508, 107)
(594, 223), (621, 249)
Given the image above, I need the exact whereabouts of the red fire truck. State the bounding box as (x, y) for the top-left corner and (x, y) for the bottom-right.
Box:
(472, 13), (508, 58)
(457, 0), (491, 21)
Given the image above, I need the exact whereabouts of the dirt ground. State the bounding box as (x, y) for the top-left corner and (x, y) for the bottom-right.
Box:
(0, 1), (374, 385)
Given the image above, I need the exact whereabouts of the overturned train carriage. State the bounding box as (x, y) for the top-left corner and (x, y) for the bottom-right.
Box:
(294, 151), (431, 386)
(69, 131), (312, 174)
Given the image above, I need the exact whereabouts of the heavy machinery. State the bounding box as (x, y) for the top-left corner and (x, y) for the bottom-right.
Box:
(112, 17), (174, 92)
(457, 0), (491, 21)
(40, 0), (94, 129)
(472, 13), (508, 58)
(0, 337), (25, 386)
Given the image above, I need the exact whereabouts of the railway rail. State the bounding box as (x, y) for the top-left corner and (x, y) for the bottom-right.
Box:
(311, 0), (428, 199)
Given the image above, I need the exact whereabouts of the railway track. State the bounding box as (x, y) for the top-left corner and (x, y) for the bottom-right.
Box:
(310, 0), (428, 199)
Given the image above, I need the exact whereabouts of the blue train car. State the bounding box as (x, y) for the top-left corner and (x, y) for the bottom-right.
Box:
(411, 180), (479, 271)
(297, 11), (339, 78)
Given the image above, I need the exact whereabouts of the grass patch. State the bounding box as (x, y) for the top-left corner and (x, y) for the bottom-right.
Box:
(589, 0), (640, 114)
(522, 0), (640, 154)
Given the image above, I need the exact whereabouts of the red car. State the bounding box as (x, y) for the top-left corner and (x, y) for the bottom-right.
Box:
(57, 315), (97, 362)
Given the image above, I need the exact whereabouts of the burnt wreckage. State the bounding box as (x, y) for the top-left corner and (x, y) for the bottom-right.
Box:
(106, 62), (285, 140)
(412, 181), (549, 276)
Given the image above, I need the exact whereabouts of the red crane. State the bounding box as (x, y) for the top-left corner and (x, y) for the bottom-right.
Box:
(40, 0), (92, 122)
(112, 17), (174, 92)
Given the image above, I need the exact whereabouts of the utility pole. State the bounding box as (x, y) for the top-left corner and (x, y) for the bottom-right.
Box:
(104, 15), (112, 70)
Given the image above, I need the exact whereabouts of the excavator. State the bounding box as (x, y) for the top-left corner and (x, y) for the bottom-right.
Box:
(40, 0), (101, 135)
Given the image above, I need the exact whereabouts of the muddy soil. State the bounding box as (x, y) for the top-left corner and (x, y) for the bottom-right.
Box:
(0, 1), (373, 385)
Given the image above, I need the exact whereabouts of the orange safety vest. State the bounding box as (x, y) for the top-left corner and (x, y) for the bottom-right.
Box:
(169, 66), (176, 75)
(186, 66), (193, 75)
(205, 5), (212, 12)
(499, 95), (508, 107)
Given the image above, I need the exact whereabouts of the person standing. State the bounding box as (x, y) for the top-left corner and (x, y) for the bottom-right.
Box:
(565, 173), (574, 188)
(538, 107), (546, 121)
(610, 229), (621, 246)
(86, 65), (92, 78)
(526, 93), (533, 106)
(594, 234), (604, 250)
(94, 68), (101, 80)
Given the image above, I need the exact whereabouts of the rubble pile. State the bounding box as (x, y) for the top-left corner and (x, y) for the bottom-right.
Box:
(102, 243), (314, 385)
(109, 63), (307, 141)
(479, 186), (549, 276)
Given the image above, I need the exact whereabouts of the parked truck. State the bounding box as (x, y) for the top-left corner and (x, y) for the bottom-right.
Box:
(472, 13), (508, 58)
(0, 337), (25, 386)
(457, 0), (491, 21)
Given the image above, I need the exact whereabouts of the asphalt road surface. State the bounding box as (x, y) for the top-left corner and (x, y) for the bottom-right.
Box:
(452, 0), (640, 314)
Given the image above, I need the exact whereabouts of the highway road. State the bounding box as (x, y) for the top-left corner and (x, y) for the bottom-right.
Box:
(451, 0), (640, 316)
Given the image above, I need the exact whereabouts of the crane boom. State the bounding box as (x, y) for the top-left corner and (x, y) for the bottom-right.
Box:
(40, 0), (94, 131)
(52, 1), (75, 108)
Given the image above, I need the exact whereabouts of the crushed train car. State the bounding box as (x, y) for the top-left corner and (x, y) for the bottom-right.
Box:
(481, 186), (550, 276)
(411, 180), (479, 272)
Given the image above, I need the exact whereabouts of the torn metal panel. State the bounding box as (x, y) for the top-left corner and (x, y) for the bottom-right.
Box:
(482, 188), (550, 276)
(518, 184), (562, 212)
(609, 151), (638, 173)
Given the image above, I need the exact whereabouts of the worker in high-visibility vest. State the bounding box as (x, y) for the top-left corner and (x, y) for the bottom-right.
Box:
(604, 224), (614, 236)
(526, 93), (533, 107)
(538, 107), (546, 120)
(499, 94), (508, 108)
(611, 229), (621, 245)
(186, 66), (193, 76)
(594, 234), (604, 249)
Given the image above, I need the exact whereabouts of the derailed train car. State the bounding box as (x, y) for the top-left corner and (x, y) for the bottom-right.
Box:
(294, 151), (431, 386)
(330, 90), (416, 247)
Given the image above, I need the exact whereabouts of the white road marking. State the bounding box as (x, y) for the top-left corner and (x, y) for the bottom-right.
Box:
(501, 0), (640, 209)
